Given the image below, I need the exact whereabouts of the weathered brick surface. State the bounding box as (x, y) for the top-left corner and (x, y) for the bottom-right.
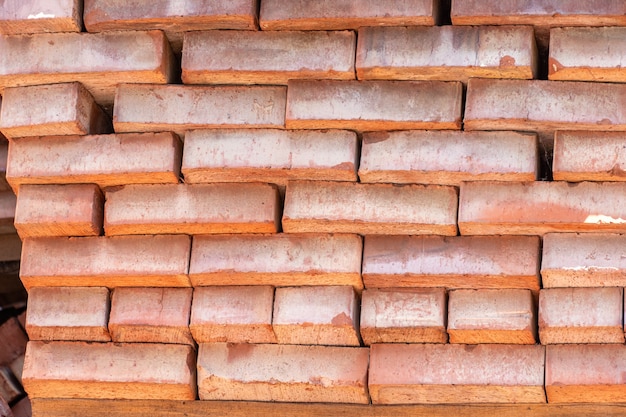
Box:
(359, 130), (538, 186)
(362, 235), (541, 291)
(20, 235), (191, 289)
(0, 0), (82, 34)
(285, 80), (462, 131)
(105, 183), (280, 235)
(182, 129), (357, 186)
(0, 317), (27, 364)
(282, 181), (458, 235)
(0, 190), (16, 235)
(182, 30), (355, 85)
(25, 287), (110, 342)
(459, 181), (626, 235)
(197, 343), (369, 403)
(539, 287), (624, 344)
(22, 341), (197, 400)
(369, 344), (546, 404)
(360, 288), (447, 345)
(189, 233), (363, 290)
(14, 184), (103, 238)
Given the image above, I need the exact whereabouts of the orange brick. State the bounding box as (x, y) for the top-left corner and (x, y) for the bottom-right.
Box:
(14, 184), (103, 238)
(357, 26), (537, 82)
(283, 181), (457, 235)
(370, 344), (545, 404)
(362, 235), (541, 291)
(0, 31), (174, 105)
(448, 289), (537, 344)
(360, 288), (447, 345)
(285, 80), (462, 131)
(546, 344), (626, 403)
(0, 190), (16, 235)
(273, 286), (360, 346)
(109, 287), (193, 345)
(113, 84), (286, 136)
(104, 183), (280, 235)
(190, 286), (276, 344)
(260, 0), (438, 30)
(0, 0), (82, 34)
(197, 343), (369, 403)
(20, 235), (191, 289)
(7, 132), (181, 190)
(182, 129), (357, 186)
(22, 341), (197, 400)
(539, 287), (624, 344)
(189, 233), (363, 290)
(359, 130), (538, 186)
(459, 181), (626, 235)
(25, 287), (110, 342)
(182, 30), (355, 85)
(0, 317), (27, 364)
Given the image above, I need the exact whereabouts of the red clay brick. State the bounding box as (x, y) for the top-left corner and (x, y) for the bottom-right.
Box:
(362, 235), (541, 291)
(182, 30), (355, 85)
(285, 80), (462, 131)
(273, 286), (360, 346)
(0, 190), (16, 235)
(20, 235), (191, 289)
(359, 130), (538, 186)
(25, 287), (110, 342)
(189, 233), (363, 290)
(182, 129), (357, 186)
(369, 344), (546, 404)
(459, 181), (626, 235)
(546, 344), (626, 403)
(0, 317), (27, 364)
(283, 181), (457, 235)
(197, 343), (369, 403)
(0, 0), (82, 34)
(539, 287), (624, 344)
(22, 341), (197, 400)
(448, 289), (537, 344)
(14, 184), (103, 238)
(357, 26), (537, 82)
(109, 287), (193, 345)
(190, 286), (276, 344)
(104, 183), (280, 235)
(6, 132), (181, 190)
(360, 288), (447, 345)
(113, 84), (286, 136)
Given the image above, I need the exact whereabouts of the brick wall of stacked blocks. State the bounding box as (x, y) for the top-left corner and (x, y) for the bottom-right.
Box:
(1, 0), (626, 416)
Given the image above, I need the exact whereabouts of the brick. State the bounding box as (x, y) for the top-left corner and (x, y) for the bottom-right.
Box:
(20, 235), (191, 289)
(539, 287), (624, 344)
(0, 367), (22, 404)
(0, 317), (27, 364)
(6, 132), (181, 190)
(8, 354), (23, 383)
(182, 30), (355, 85)
(546, 344), (626, 403)
(25, 287), (110, 342)
(359, 130), (538, 186)
(0, 234), (21, 262)
(448, 289), (537, 344)
(189, 233), (363, 290)
(0, 142), (9, 192)
(362, 235), (541, 291)
(190, 286), (276, 344)
(109, 287), (193, 345)
(459, 181), (626, 235)
(22, 341), (196, 400)
(197, 343), (369, 403)
(113, 84), (286, 136)
(260, 0), (438, 30)
(0, 31), (174, 105)
(357, 26), (537, 82)
(283, 181), (457, 235)
(273, 286), (360, 346)
(0, 191), (16, 235)
(182, 129), (357, 186)
(104, 183), (280, 236)
(286, 80), (462, 131)
(360, 288), (447, 345)
(0, 0), (81, 34)
(369, 344), (545, 404)
(14, 184), (103, 238)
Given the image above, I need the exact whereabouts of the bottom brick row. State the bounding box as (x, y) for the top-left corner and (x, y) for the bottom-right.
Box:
(21, 342), (626, 404)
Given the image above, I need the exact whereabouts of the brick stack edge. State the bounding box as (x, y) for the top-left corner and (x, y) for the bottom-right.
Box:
(0, 0), (625, 414)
